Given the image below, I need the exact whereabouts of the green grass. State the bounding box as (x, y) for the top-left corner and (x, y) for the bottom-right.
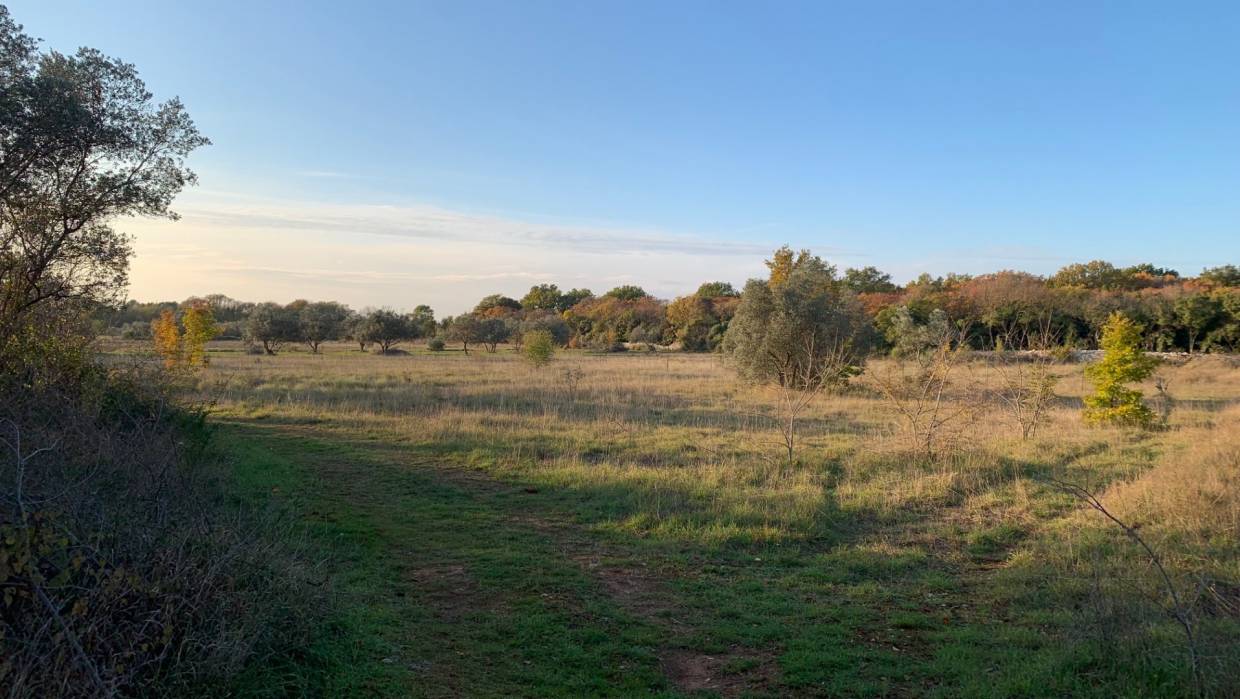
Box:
(194, 344), (1239, 697)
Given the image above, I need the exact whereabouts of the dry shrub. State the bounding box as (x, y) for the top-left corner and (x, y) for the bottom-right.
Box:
(0, 355), (322, 697)
(867, 345), (983, 459)
(989, 352), (1059, 440)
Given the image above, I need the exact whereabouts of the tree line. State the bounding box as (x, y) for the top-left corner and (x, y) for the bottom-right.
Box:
(98, 258), (1240, 355)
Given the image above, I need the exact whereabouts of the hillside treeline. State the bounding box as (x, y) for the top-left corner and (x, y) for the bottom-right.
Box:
(101, 258), (1240, 354)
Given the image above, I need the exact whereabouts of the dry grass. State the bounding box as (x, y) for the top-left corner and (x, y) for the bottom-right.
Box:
(177, 340), (1240, 695)
(184, 342), (1240, 546)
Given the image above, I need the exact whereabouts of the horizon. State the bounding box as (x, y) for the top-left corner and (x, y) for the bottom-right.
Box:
(14, 1), (1240, 314)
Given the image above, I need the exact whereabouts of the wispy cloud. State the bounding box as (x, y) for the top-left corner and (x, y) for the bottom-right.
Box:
(171, 194), (776, 258)
(122, 191), (783, 312)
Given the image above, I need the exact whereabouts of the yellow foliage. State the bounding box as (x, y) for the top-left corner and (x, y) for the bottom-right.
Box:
(151, 309), (182, 368)
(181, 302), (218, 366)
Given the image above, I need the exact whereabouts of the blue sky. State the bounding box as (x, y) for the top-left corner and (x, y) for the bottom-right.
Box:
(11, 1), (1240, 312)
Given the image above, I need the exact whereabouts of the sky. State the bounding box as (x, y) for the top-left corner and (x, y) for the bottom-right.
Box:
(10, 1), (1240, 314)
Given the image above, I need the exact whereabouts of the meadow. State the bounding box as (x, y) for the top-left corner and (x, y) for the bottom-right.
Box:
(188, 341), (1239, 698)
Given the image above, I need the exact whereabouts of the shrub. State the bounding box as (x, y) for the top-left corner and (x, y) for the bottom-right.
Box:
(428, 337), (446, 351)
(523, 330), (556, 367)
(0, 353), (322, 696)
(1084, 312), (1158, 427)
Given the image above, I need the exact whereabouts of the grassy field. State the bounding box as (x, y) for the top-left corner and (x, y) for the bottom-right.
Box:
(176, 341), (1238, 697)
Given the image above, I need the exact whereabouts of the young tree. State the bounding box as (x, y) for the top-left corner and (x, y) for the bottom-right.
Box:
(0, 9), (208, 363)
(883, 306), (952, 358)
(151, 309), (182, 368)
(299, 301), (350, 353)
(347, 312), (377, 352)
(1083, 313), (1158, 427)
(446, 314), (484, 353)
(522, 330), (555, 367)
(181, 301), (218, 366)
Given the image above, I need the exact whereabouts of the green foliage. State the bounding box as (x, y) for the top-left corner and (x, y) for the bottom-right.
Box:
(723, 248), (874, 388)
(559, 287), (594, 310)
(299, 301), (351, 353)
(602, 285), (649, 301)
(1083, 313), (1159, 427)
(519, 311), (571, 346)
(427, 337), (446, 351)
(883, 306), (952, 357)
(360, 308), (414, 353)
(245, 302), (299, 355)
(447, 314), (510, 352)
(520, 284), (564, 311)
(0, 7), (208, 359)
(408, 304), (436, 337)
(473, 294), (521, 316)
(694, 281), (739, 299)
(842, 266), (899, 293)
(522, 330), (555, 367)
(1198, 264), (1240, 288)
(1173, 293), (1220, 353)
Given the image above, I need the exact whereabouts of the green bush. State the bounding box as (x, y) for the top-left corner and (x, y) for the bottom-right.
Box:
(428, 337), (446, 351)
(522, 330), (555, 367)
(1084, 313), (1158, 427)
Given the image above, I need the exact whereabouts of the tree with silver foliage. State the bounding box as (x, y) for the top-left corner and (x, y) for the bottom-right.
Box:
(722, 247), (874, 389)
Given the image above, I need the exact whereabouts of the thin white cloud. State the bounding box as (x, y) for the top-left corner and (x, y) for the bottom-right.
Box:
(120, 191), (789, 313)
(169, 194), (777, 258)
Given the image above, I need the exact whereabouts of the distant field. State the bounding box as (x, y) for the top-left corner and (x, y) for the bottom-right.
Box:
(155, 340), (1238, 697)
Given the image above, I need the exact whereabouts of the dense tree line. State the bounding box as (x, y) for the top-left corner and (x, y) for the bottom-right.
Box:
(100, 258), (1240, 355)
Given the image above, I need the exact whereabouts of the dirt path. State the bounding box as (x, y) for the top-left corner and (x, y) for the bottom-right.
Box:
(220, 418), (783, 697)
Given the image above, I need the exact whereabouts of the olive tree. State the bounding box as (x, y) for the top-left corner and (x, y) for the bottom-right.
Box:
(446, 314), (483, 353)
(446, 313), (510, 353)
(361, 308), (414, 353)
(477, 317), (511, 352)
(299, 301), (350, 353)
(722, 252), (874, 389)
(722, 249), (875, 469)
(245, 302), (299, 355)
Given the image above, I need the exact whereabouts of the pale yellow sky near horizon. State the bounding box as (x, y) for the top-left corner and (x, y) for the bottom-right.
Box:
(121, 190), (785, 316)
